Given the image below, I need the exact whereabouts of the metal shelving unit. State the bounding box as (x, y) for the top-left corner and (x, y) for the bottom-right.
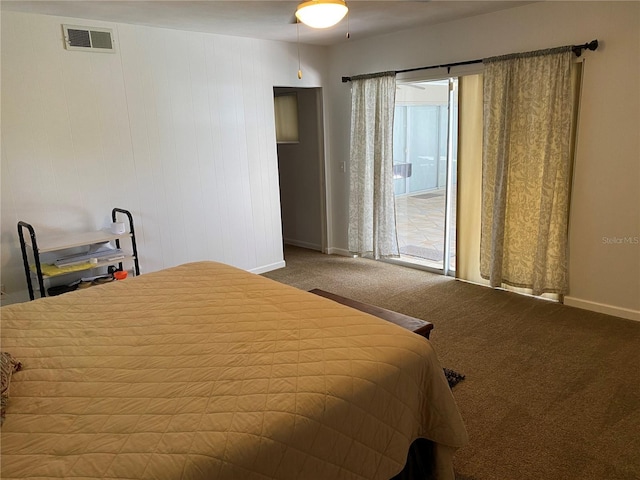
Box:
(17, 208), (140, 300)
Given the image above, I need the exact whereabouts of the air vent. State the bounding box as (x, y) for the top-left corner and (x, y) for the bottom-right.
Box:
(62, 25), (115, 53)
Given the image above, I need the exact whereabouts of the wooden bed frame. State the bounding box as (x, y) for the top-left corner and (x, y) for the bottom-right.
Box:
(309, 289), (434, 339)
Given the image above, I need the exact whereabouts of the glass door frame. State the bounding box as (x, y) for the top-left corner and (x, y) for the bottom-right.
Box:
(442, 77), (457, 276)
(386, 76), (458, 277)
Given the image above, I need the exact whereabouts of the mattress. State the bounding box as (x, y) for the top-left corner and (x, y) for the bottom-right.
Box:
(1, 261), (467, 479)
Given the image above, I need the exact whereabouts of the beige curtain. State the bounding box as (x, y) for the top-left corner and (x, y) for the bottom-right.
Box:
(348, 72), (399, 259)
(457, 74), (485, 285)
(481, 48), (578, 296)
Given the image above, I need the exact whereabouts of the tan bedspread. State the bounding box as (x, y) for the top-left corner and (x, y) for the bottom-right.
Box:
(1, 261), (467, 479)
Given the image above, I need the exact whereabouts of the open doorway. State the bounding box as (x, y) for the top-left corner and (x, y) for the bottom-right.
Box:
(273, 87), (327, 256)
(393, 78), (458, 275)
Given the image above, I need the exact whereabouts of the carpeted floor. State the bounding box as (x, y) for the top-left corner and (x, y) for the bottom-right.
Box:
(263, 246), (640, 480)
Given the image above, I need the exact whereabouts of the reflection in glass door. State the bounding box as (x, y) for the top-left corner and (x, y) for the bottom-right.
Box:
(393, 78), (457, 274)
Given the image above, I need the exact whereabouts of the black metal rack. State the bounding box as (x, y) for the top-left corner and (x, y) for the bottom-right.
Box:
(17, 208), (141, 300)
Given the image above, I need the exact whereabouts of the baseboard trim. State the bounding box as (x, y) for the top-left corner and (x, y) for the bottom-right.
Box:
(283, 239), (322, 251)
(564, 296), (640, 322)
(325, 247), (355, 257)
(249, 260), (286, 275)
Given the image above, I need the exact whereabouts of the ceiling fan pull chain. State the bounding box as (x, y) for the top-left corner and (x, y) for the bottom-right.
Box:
(346, 10), (350, 39)
(297, 21), (303, 79)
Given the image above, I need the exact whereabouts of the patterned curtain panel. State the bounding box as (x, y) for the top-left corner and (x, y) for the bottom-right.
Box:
(481, 48), (577, 295)
(348, 73), (399, 259)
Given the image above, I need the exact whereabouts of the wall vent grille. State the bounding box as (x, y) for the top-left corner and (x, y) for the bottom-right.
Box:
(63, 25), (115, 53)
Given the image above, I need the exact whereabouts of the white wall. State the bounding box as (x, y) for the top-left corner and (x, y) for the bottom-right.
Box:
(325, 1), (640, 319)
(1, 11), (328, 303)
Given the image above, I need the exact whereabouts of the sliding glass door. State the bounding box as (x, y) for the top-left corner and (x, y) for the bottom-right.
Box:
(394, 105), (447, 194)
(393, 78), (458, 274)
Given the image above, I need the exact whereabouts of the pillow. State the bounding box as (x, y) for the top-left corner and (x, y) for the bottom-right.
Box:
(1, 352), (22, 425)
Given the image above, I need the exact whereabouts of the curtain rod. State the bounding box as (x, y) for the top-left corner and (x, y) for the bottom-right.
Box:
(341, 39), (599, 83)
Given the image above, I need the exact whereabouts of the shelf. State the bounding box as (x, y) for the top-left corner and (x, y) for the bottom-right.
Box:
(32, 255), (137, 278)
(18, 208), (141, 301)
(25, 230), (132, 253)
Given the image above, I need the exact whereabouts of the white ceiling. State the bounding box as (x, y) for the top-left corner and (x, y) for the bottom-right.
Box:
(1, 1), (534, 46)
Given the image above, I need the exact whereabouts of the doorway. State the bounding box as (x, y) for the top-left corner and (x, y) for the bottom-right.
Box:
(273, 87), (327, 255)
(392, 78), (458, 275)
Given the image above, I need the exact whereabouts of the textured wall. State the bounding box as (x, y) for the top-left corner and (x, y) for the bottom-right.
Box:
(1, 11), (328, 302)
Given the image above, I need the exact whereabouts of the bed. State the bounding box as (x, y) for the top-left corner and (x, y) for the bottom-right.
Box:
(1, 261), (467, 479)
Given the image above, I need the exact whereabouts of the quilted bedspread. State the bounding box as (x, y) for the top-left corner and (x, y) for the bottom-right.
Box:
(1, 261), (467, 479)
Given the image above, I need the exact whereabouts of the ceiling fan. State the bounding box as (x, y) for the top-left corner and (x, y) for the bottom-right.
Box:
(290, 0), (349, 79)
(289, 0), (349, 29)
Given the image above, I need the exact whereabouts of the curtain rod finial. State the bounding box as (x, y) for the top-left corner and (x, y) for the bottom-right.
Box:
(574, 39), (598, 57)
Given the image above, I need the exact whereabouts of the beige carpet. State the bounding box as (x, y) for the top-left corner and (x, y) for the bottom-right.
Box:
(263, 246), (640, 480)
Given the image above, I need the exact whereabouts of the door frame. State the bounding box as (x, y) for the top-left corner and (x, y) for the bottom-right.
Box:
(273, 86), (328, 254)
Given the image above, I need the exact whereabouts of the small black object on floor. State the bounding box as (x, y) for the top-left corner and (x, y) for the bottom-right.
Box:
(444, 368), (465, 388)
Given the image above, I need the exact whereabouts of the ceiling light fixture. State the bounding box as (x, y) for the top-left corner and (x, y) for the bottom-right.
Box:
(295, 0), (348, 29)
